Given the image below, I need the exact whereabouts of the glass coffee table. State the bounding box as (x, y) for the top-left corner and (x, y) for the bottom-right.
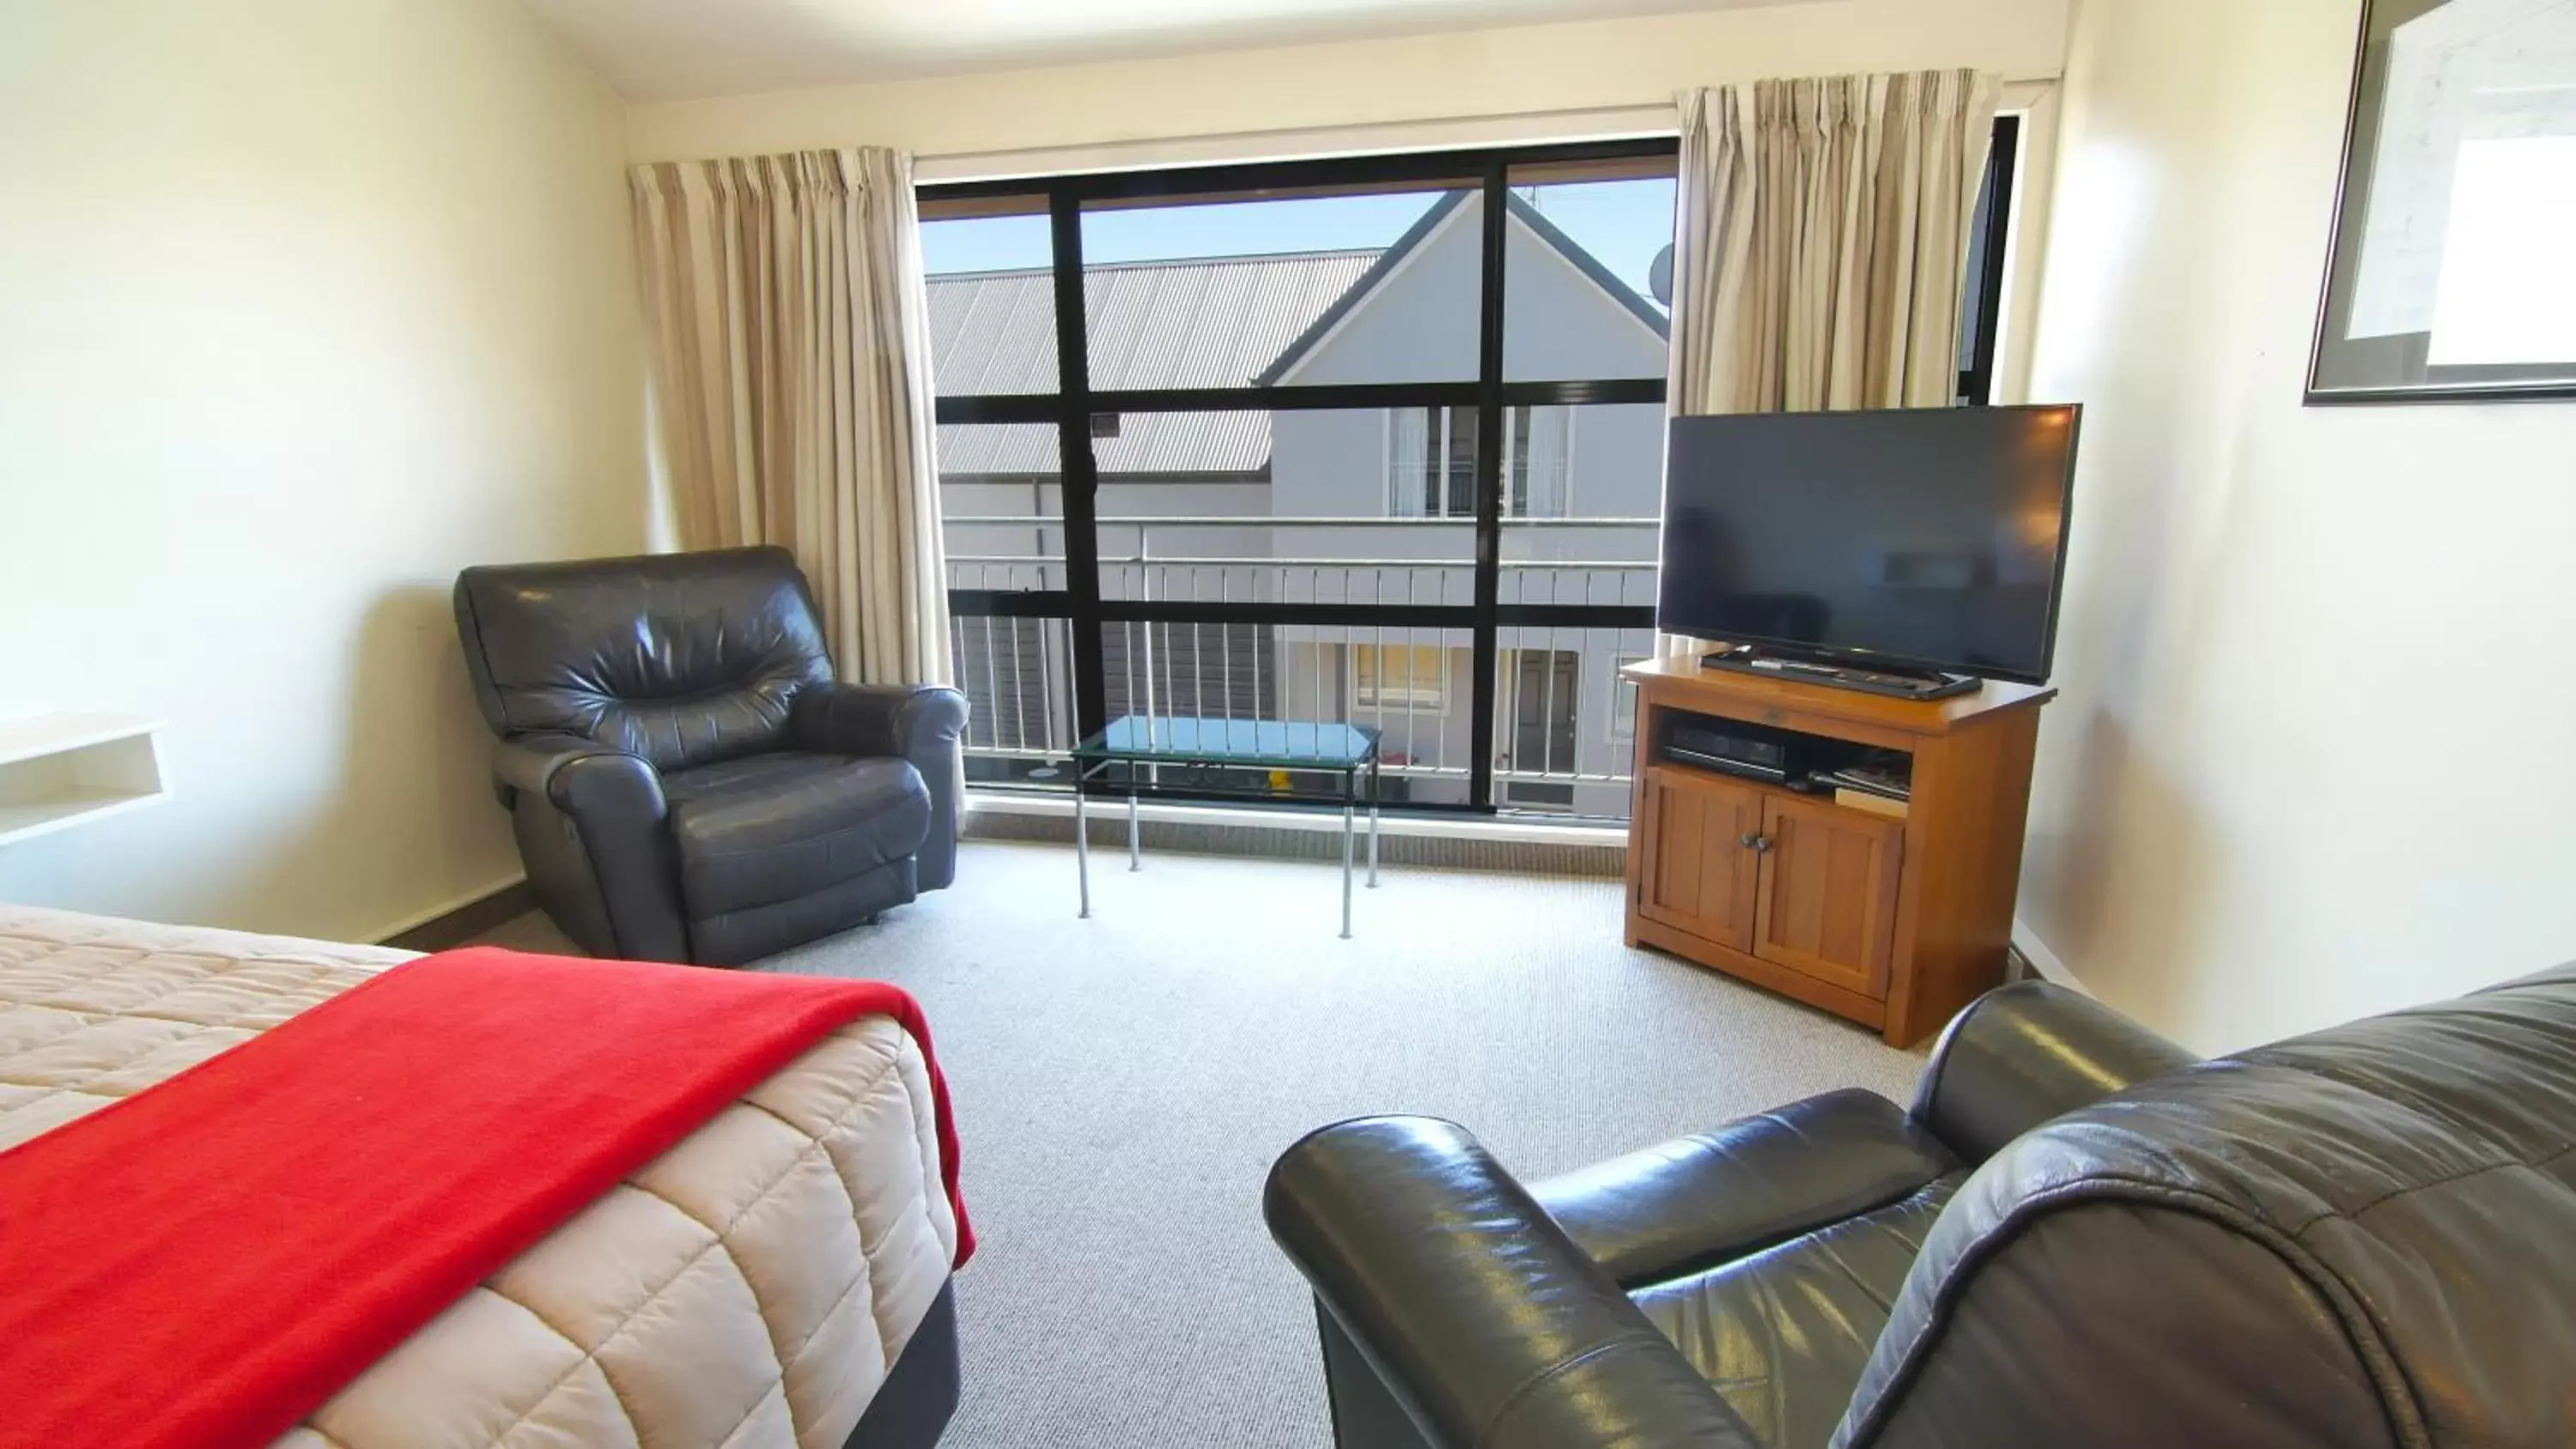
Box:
(1069, 716), (1383, 939)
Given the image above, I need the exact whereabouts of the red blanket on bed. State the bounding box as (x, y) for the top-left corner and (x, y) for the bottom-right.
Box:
(0, 947), (971, 1449)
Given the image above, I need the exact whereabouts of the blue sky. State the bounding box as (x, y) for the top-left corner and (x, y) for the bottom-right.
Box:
(922, 180), (1675, 308)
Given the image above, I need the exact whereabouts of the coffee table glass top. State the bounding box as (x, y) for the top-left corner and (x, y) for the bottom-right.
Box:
(1072, 716), (1380, 770)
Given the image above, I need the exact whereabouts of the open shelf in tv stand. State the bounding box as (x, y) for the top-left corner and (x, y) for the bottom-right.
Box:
(1621, 655), (2054, 1047)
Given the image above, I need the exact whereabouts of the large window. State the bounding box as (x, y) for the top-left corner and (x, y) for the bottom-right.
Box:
(921, 129), (2017, 819)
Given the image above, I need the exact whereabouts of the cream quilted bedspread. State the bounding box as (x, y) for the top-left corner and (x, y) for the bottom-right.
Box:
(0, 904), (957, 1449)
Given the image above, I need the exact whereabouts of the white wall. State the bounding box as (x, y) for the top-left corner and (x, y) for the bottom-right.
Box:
(623, 0), (2071, 164)
(0, 0), (651, 941)
(2019, 0), (2576, 1052)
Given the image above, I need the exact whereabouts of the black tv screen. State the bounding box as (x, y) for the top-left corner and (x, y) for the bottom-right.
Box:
(1657, 405), (2080, 683)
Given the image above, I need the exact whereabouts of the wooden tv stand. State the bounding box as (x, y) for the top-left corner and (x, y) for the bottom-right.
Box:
(1621, 656), (2054, 1047)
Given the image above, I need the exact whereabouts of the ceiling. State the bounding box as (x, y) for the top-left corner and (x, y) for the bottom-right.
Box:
(523, 0), (1790, 104)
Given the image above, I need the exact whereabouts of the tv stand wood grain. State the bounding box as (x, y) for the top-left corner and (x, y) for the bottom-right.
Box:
(1621, 656), (2054, 1047)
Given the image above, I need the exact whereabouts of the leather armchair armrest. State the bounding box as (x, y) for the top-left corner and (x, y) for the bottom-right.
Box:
(1530, 1088), (1960, 1288)
(1266, 1117), (1762, 1449)
(791, 682), (968, 759)
(490, 733), (659, 812)
(1911, 980), (2203, 1163)
(792, 683), (969, 890)
(489, 734), (685, 961)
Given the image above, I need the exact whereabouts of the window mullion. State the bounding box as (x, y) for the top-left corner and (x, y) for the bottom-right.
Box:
(1050, 185), (1108, 749)
(1466, 158), (1508, 812)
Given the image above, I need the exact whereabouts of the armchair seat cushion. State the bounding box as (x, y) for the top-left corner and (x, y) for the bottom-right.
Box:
(1630, 1173), (1962, 1449)
(667, 753), (932, 921)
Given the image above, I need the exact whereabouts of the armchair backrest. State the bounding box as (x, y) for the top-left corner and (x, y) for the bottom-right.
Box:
(454, 547), (835, 773)
(1839, 966), (2576, 1449)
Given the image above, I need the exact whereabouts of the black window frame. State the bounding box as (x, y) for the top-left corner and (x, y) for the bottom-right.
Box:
(923, 123), (2018, 815)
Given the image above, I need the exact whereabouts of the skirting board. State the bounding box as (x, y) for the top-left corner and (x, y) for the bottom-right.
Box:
(378, 878), (535, 951)
(2010, 919), (2091, 996)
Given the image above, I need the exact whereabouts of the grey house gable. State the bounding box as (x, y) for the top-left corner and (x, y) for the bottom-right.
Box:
(1254, 190), (1670, 387)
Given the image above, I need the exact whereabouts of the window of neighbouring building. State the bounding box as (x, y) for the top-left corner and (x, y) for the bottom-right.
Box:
(1352, 642), (1450, 712)
(1388, 405), (1569, 518)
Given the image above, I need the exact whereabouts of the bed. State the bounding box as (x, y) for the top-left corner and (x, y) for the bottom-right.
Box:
(0, 902), (962, 1449)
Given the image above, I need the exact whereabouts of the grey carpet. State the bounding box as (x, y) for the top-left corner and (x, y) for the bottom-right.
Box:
(484, 840), (1923, 1447)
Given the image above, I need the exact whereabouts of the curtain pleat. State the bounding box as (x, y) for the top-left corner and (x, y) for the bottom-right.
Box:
(1670, 70), (1999, 417)
(629, 148), (952, 687)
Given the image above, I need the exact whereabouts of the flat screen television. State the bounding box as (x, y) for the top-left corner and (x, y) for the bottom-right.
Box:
(1657, 405), (2081, 685)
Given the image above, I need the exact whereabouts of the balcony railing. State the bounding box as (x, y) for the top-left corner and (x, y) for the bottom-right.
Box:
(945, 515), (1659, 815)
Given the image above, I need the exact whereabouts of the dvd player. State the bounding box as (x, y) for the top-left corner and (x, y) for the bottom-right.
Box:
(1664, 717), (1814, 785)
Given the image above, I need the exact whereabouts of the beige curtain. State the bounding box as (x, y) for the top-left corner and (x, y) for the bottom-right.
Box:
(1669, 70), (2002, 416)
(629, 148), (951, 686)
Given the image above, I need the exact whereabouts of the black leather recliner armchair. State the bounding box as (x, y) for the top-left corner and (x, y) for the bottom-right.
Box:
(1268, 969), (2576, 1448)
(454, 547), (967, 967)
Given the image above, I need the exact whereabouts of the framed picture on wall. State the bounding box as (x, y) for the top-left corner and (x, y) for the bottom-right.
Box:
(2308, 0), (2576, 403)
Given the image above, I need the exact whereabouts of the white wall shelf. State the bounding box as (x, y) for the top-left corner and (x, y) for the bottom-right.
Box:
(0, 712), (170, 847)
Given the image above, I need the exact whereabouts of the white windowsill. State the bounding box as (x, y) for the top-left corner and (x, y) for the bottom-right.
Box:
(965, 789), (1629, 846)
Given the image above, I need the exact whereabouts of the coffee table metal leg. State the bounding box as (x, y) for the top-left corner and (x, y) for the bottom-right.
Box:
(1074, 776), (1091, 919)
(1340, 787), (1355, 941)
(1127, 789), (1141, 872)
(1367, 756), (1381, 888)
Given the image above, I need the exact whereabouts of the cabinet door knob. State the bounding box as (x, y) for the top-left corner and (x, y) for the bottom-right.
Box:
(1753, 834), (1774, 853)
(1740, 832), (1760, 850)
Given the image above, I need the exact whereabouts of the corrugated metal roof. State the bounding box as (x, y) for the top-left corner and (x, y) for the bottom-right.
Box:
(930, 250), (1378, 478)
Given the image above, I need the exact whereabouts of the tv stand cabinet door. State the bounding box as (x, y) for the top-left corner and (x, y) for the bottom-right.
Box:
(1752, 794), (1904, 1000)
(1636, 767), (1762, 955)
